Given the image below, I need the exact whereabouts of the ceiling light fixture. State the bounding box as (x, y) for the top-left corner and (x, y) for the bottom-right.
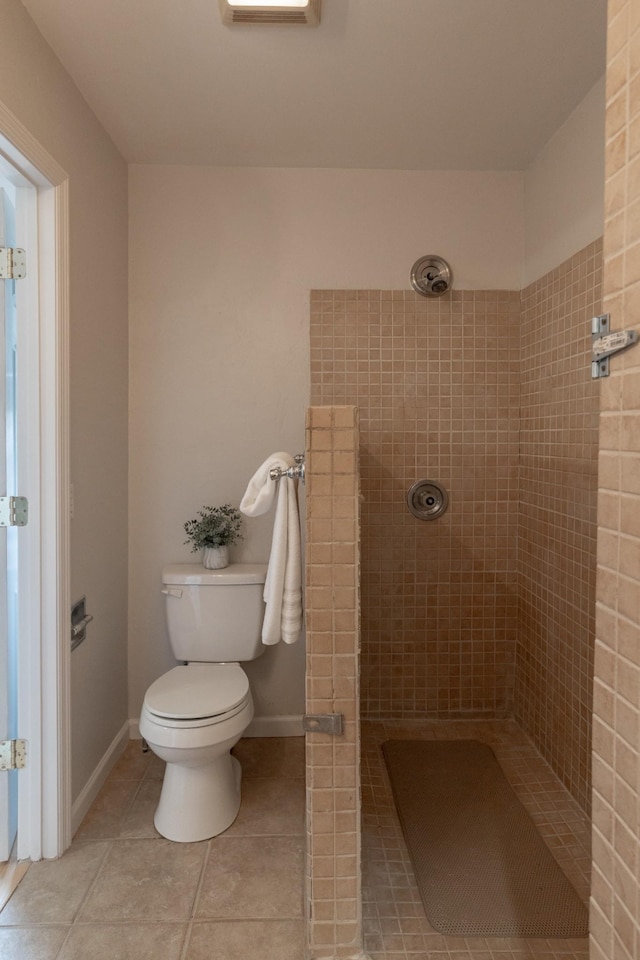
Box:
(219, 0), (320, 26)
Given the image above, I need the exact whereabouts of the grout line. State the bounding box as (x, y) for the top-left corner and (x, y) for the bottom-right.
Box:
(0, 859), (29, 914)
(189, 838), (211, 922)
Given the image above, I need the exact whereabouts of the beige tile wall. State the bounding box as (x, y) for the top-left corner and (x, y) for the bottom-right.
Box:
(304, 406), (363, 959)
(516, 240), (602, 813)
(591, 2), (640, 958)
(310, 269), (601, 817)
(310, 289), (521, 719)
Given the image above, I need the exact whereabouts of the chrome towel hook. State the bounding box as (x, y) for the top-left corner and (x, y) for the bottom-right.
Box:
(269, 454), (305, 483)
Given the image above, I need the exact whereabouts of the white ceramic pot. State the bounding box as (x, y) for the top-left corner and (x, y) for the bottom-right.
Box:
(202, 544), (229, 569)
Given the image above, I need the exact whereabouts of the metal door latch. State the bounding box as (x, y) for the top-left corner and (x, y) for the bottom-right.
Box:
(592, 314), (639, 379)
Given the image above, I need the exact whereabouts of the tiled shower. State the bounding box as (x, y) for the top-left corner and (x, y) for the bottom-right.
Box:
(306, 238), (602, 955)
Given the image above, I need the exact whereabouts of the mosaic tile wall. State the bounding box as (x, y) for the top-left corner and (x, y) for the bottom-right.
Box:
(591, 2), (640, 958)
(516, 240), (602, 813)
(304, 405), (363, 959)
(310, 290), (521, 719)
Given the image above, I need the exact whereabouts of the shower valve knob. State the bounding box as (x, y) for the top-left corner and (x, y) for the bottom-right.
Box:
(407, 480), (449, 520)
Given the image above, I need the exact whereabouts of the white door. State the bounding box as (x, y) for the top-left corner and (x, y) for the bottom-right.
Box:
(0, 184), (19, 860)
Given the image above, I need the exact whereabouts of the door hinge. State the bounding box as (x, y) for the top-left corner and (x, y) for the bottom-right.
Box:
(0, 496), (28, 527)
(0, 739), (27, 771)
(0, 247), (26, 280)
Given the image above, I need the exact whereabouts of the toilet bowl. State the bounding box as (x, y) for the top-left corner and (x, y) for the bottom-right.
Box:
(140, 662), (254, 842)
(140, 562), (268, 843)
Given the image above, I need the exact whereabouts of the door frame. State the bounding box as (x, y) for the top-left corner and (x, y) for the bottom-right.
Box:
(0, 100), (71, 860)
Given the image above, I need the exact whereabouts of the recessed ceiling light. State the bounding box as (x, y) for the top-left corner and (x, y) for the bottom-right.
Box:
(219, 0), (321, 26)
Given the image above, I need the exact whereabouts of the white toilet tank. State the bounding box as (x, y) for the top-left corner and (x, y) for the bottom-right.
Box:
(161, 563), (267, 662)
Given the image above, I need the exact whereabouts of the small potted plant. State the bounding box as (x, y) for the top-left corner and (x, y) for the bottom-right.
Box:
(183, 503), (244, 569)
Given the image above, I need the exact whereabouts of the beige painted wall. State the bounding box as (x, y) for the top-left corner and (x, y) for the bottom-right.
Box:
(127, 166), (524, 723)
(523, 76), (606, 286)
(0, 0), (129, 800)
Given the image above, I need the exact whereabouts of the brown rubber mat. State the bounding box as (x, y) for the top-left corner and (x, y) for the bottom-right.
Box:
(382, 739), (589, 938)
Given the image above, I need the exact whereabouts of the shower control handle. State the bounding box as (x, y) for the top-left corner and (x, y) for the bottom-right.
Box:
(407, 479), (449, 520)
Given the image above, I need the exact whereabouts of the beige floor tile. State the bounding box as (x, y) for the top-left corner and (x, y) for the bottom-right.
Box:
(224, 777), (305, 836)
(107, 740), (154, 780)
(0, 925), (69, 960)
(143, 752), (167, 781)
(78, 838), (207, 922)
(58, 921), (187, 959)
(74, 780), (139, 840)
(185, 919), (306, 960)
(233, 736), (305, 779)
(0, 842), (108, 925)
(195, 835), (304, 919)
(118, 780), (162, 839)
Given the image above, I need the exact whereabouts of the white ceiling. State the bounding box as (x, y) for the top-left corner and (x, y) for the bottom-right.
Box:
(20, 0), (607, 169)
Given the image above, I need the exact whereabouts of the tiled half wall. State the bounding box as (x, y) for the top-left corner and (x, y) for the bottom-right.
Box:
(305, 406), (363, 959)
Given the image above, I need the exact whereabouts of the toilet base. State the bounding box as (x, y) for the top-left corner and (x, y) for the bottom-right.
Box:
(154, 752), (242, 842)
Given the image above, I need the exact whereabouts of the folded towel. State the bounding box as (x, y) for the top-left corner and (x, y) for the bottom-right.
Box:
(240, 452), (302, 645)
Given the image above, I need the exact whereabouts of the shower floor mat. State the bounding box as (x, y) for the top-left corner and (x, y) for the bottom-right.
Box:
(382, 739), (589, 938)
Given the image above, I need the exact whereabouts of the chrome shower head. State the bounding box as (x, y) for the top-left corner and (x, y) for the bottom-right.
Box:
(410, 255), (453, 298)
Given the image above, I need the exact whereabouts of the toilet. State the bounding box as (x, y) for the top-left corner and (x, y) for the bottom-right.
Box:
(139, 562), (267, 842)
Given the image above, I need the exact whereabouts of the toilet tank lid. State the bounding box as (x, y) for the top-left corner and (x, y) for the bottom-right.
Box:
(162, 562), (267, 585)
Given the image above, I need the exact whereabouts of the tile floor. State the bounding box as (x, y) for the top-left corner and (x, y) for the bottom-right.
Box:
(0, 721), (593, 960)
(362, 719), (591, 960)
(0, 736), (306, 960)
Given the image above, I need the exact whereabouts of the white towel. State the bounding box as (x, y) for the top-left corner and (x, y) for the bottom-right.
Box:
(240, 452), (302, 645)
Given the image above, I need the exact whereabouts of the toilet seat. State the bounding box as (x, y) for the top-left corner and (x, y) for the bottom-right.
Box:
(144, 663), (250, 725)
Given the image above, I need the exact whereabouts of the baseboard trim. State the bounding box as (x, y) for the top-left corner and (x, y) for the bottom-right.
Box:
(71, 720), (130, 836)
(128, 714), (303, 740)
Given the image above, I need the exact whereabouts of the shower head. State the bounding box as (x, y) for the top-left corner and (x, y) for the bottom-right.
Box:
(410, 255), (453, 298)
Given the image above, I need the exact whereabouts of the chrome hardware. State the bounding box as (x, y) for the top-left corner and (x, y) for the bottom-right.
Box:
(71, 596), (93, 651)
(407, 479), (449, 520)
(71, 615), (94, 638)
(0, 496), (28, 527)
(0, 246), (26, 280)
(0, 739), (27, 771)
(410, 255), (452, 298)
(303, 713), (344, 735)
(591, 314), (638, 379)
(269, 453), (305, 483)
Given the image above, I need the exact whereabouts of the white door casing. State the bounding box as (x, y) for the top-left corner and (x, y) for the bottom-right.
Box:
(0, 185), (13, 862)
(0, 100), (70, 861)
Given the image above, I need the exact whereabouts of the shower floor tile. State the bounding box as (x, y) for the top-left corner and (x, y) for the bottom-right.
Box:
(362, 718), (591, 960)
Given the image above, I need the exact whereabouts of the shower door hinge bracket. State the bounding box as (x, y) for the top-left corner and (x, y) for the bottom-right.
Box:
(591, 314), (639, 379)
(0, 247), (26, 279)
(0, 496), (28, 527)
(0, 739), (27, 771)
(303, 713), (344, 735)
